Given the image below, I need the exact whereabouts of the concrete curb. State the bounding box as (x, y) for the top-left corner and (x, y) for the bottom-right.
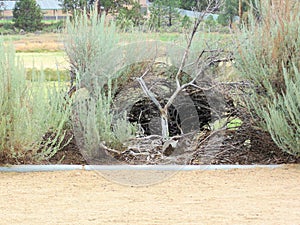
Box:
(0, 164), (282, 172)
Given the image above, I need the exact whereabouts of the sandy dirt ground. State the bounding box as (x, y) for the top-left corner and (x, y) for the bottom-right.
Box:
(0, 165), (299, 225)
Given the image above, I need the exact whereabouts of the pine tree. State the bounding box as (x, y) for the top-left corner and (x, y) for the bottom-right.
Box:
(13, 0), (43, 32)
(149, 0), (180, 29)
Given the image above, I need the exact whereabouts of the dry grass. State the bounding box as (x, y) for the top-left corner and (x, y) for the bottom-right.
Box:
(11, 33), (64, 52)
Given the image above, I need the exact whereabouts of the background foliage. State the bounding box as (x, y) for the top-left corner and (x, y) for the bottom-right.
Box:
(13, 0), (43, 32)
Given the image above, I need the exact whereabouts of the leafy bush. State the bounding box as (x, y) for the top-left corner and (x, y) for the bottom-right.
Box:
(234, 0), (300, 156)
(42, 20), (65, 33)
(0, 27), (15, 35)
(181, 15), (192, 30)
(205, 15), (218, 32)
(0, 21), (16, 35)
(1, 22), (14, 30)
(0, 40), (71, 161)
(116, 2), (145, 32)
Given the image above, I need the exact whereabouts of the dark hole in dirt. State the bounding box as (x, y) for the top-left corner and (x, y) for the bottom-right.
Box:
(127, 85), (212, 137)
(111, 62), (214, 137)
(128, 98), (182, 136)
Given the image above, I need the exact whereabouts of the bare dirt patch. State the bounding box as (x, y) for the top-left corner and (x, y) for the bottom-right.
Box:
(0, 165), (299, 224)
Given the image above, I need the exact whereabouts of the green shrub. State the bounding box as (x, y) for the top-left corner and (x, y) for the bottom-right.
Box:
(65, 9), (136, 154)
(181, 15), (192, 30)
(0, 21), (16, 35)
(205, 15), (217, 31)
(42, 20), (65, 33)
(253, 66), (300, 155)
(0, 27), (15, 35)
(73, 84), (136, 154)
(64, 9), (119, 85)
(234, 1), (300, 156)
(1, 22), (14, 30)
(116, 2), (144, 32)
(0, 40), (71, 161)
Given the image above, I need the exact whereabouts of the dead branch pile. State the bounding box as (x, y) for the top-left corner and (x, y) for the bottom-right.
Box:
(113, 62), (212, 137)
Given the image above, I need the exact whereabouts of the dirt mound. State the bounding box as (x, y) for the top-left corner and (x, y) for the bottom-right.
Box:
(47, 125), (300, 165)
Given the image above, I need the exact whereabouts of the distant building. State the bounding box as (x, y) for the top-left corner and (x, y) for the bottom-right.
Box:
(0, 0), (66, 20)
(0, 0), (150, 20)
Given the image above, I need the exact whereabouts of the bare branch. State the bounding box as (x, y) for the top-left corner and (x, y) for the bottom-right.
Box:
(174, 0), (224, 87)
(165, 50), (233, 111)
(137, 75), (163, 113)
(99, 142), (122, 155)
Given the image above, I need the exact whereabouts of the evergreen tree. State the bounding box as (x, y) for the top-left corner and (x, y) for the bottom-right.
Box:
(149, 0), (180, 30)
(217, 0), (238, 27)
(59, 0), (132, 16)
(217, 0), (254, 27)
(180, 0), (210, 10)
(116, 1), (144, 30)
(13, 0), (43, 32)
(59, 0), (88, 15)
(165, 0), (180, 27)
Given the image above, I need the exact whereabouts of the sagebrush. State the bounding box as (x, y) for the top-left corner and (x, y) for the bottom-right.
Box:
(0, 40), (71, 161)
(235, 0), (300, 155)
(65, 9), (136, 156)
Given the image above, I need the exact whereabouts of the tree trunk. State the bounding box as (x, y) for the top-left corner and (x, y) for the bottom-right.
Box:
(168, 7), (172, 26)
(97, 0), (101, 16)
(158, 12), (161, 28)
(161, 109), (169, 139)
(238, 0), (243, 22)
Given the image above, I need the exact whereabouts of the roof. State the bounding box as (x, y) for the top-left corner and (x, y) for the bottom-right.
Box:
(37, 0), (62, 10)
(0, 0), (63, 10)
(0, 1), (16, 10)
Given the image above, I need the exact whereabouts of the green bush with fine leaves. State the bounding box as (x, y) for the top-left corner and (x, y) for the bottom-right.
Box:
(65, 9), (136, 155)
(234, 1), (300, 156)
(0, 40), (71, 161)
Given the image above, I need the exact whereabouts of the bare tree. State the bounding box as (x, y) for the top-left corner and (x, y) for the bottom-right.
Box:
(137, 0), (233, 140)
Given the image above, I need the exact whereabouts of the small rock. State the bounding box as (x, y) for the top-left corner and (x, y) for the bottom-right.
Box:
(162, 139), (178, 156)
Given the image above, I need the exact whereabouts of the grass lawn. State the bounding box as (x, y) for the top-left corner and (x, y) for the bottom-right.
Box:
(119, 31), (231, 44)
(16, 52), (68, 69)
(16, 52), (69, 81)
